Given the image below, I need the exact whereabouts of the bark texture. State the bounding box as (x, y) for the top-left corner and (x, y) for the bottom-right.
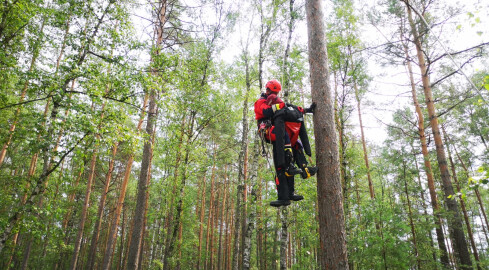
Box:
(125, 89), (157, 270)
(305, 0), (348, 268)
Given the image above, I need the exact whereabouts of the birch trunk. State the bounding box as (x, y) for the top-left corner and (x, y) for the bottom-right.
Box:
(279, 207), (288, 270)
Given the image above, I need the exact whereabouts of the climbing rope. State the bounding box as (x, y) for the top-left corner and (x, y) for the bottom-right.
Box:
(259, 127), (277, 180)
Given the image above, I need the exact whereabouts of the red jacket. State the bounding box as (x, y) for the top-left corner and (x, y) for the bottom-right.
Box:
(254, 95), (284, 120)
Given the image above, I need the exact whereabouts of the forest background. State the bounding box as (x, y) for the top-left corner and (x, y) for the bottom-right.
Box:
(0, 0), (488, 269)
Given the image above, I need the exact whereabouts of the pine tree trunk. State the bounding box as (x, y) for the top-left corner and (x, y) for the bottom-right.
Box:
(69, 135), (100, 270)
(334, 72), (349, 204)
(205, 161), (217, 270)
(197, 174), (207, 270)
(256, 183), (264, 270)
(404, 2), (472, 268)
(401, 27), (450, 266)
(209, 187), (219, 270)
(125, 1), (165, 267)
(353, 80), (375, 199)
(305, 0), (349, 268)
(126, 88), (157, 270)
(86, 142), (119, 269)
(442, 127), (481, 269)
(218, 175), (228, 270)
(226, 195), (235, 270)
(453, 146), (489, 235)
(101, 94), (148, 270)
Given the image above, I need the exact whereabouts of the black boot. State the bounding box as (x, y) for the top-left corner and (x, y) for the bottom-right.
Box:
(286, 175), (304, 201)
(284, 146), (301, 177)
(270, 200), (291, 207)
(301, 166), (318, 179)
(285, 166), (302, 177)
(271, 171), (290, 207)
(289, 194), (304, 201)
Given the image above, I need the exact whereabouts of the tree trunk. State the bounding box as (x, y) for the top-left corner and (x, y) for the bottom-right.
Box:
(279, 207), (288, 270)
(442, 126), (481, 269)
(86, 142), (119, 269)
(243, 140), (260, 270)
(452, 144), (489, 236)
(209, 185), (219, 270)
(282, 0), (296, 101)
(226, 194), (235, 270)
(197, 174), (207, 270)
(401, 159), (421, 269)
(101, 93), (148, 270)
(69, 134), (100, 270)
(410, 143), (438, 266)
(404, 2), (472, 268)
(0, 17), (46, 166)
(125, 1), (167, 266)
(401, 26), (450, 266)
(232, 64), (251, 270)
(218, 173), (228, 270)
(351, 82), (375, 201)
(163, 113), (195, 270)
(353, 80), (375, 199)
(305, 0), (349, 268)
(232, 184), (243, 270)
(126, 87), (157, 270)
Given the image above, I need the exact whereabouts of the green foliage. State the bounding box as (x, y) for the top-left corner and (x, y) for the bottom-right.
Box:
(0, 0), (488, 269)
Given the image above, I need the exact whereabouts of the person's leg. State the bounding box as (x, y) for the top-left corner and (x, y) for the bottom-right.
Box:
(284, 134), (301, 176)
(286, 175), (304, 201)
(292, 142), (318, 179)
(298, 122), (312, 156)
(273, 116), (301, 176)
(270, 142), (291, 207)
(272, 115), (286, 168)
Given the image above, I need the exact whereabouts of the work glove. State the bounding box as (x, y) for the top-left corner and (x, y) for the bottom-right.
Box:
(304, 102), (316, 114)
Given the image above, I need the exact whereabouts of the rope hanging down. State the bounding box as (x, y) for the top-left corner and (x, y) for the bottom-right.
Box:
(259, 128), (277, 179)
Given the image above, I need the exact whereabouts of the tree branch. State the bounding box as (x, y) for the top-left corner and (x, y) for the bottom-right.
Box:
(0, 94), (53, 111)
(431, 42), (489, 64)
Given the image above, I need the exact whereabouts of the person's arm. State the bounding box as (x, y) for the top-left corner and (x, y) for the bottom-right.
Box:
(255, 98), (277, 119)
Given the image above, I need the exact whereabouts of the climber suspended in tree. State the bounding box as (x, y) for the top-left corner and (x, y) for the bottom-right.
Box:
(254, 79), (317, 207)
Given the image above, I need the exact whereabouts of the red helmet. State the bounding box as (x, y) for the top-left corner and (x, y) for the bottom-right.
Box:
(266, 79), (281, 93)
